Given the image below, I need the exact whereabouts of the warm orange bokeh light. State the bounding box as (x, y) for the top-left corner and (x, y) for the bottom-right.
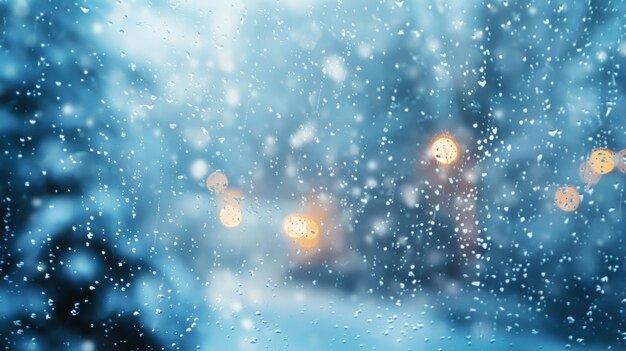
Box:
(554, 185), (580, 212)
(282, 214), (309, 238)
(616, 149), (626, 174)
(588, 148), (615, 175)
(206, 171), (228, 193)
(431, 134), (459, 165)
(282, 213), (320, 249)
(295, 232), (320, 249)
(219, 205), (242, 228)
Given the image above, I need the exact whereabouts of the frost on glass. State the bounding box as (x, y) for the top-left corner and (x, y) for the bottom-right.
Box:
(1, 1), (625, 350)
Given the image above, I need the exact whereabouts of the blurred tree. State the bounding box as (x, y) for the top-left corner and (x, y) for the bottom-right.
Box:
(0, 2), (166, 350)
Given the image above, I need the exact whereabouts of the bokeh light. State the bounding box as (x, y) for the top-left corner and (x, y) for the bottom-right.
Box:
(282, 213), (320, 249)
(282, 214), (309, 239)
(219, 205), (242, 228)
(588, 148), (615, 175)
(295, 232), (320, 249)
(554, 185), (580, 212)
(206, 171), (228, 193)
(431, 133), (459, 165)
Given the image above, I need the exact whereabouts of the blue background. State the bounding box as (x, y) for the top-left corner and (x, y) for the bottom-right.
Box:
(1, 0), (625, 350)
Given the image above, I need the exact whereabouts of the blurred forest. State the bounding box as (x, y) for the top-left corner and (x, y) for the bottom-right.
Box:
(1, 1), (625, 350)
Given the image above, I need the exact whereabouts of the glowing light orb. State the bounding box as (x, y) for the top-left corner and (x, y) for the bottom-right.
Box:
(206, 171), (228, 193)
(219, 205), (242, 228)
(616, 149), (626, 174)
(431, 134), (459, 165)
(579, 161), (600, 186)
(588, 148), (615, 175)
(554, 185), (580, 212)
(282, 214), (319, 239)
(295, 232), (320, 249)
(282, 214), (320, 249)
(282, 214), (309, 239)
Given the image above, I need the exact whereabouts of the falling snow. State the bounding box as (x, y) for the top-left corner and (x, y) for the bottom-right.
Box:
(1, 1), (626, 350)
